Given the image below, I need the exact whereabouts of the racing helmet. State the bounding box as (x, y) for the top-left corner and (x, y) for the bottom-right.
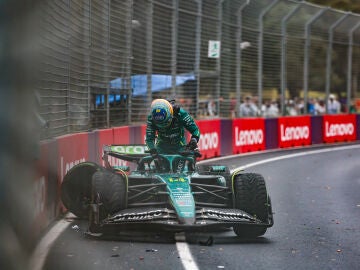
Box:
(151, 99), (174, 128)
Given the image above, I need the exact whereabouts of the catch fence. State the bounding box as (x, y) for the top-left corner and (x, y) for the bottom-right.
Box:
(37, 0), (360, 139)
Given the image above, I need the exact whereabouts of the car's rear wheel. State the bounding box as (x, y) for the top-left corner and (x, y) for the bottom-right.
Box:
(61, 162), (102, 218)
(232, 172), (270, 237)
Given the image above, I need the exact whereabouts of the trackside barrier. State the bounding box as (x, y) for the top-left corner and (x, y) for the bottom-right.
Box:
(278, 116), (311, 148)
(358, 114), (360, 140)
(32, 114), (359, 241)
(220, 119), (232, 156)
(265, 118), (278, 150)
(311, 116), (323, 144)
(232, 118), (266, 154)
(323, 114), (357, 143)
(31, 139), (58, 243)
(196, 119), (221, 160)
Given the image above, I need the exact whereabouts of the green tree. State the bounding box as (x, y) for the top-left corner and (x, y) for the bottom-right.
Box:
(307, 0), (360, 13)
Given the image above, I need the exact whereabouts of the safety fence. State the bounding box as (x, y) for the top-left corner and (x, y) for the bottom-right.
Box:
(36, 0), (360, 139)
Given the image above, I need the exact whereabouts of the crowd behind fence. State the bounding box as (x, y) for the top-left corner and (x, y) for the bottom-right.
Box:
(37, 0), (360, 140)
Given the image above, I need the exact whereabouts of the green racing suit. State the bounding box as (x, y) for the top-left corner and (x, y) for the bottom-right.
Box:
(145, 108), (200, 154)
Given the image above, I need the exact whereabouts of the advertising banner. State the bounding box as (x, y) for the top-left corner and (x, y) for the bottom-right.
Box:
(95, 128), (114, 164)
(140, 124), (147, 145)
(57, 133), (89, 183)
(323, 114), (357, 143)
(113, 126), (130, 144)
(31, 142), (51, 238)
(278, 116), (311, 148)
(196, 119), (221, 159)
(232, 118), (265, 154)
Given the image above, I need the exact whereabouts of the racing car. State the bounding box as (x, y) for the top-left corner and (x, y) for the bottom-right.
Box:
(61, 145), (273, 238)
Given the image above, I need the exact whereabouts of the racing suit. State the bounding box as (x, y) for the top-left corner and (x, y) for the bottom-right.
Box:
(145, 107), (200, 154)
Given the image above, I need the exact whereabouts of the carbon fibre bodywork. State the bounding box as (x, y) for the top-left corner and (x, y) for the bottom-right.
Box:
(86, 145), (274, 235)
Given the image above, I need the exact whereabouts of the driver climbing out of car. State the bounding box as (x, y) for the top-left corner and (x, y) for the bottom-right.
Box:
(145, 98), (201, 171)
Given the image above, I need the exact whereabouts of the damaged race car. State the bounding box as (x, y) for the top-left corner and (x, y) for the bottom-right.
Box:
(61, 145), (273, 238)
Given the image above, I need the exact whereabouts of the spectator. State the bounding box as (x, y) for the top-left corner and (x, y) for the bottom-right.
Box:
(238, 95), (258, 117)
(314, 99), (326, 115)
(327, 94), (341, 114)
(349, 99), (357, 113)
(285, 100), (297, 116)
(307, 98), (316, 115)
(268, 99), (279, 117)
(207, 97), (217, 116)
(230, 96), (237, 118)
(297, 98), (305, 114)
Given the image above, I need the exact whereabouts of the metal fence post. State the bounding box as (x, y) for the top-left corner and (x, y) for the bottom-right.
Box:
(171, 0), (179, 97)
(281, 3), (301, 115)
(67, 0), (72, 133)
(347, 21), (360, 110)
(236, 0), (249, 117)
(194, 0), (202, 118)
(106, 0), (111, 127)
(216, 0), (224, 116)
(258, 0), (278, 110)
(303, 7), (328, 114)
(87, 0), (92, 129)
(325, 13), (350, 114)
(125, 0), (133, 124)
(146, 0), (153, 106)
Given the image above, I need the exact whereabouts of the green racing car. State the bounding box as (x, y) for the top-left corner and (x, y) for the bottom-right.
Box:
(61, 144), (274, 238)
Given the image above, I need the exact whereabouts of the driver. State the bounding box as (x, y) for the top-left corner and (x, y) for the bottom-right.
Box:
(145, 98), (200, 156)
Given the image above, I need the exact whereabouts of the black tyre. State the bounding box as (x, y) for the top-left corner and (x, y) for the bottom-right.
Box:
(92, 169), (127, 220)
(232, 173), (270, 237)
(61, 162), (102, 218)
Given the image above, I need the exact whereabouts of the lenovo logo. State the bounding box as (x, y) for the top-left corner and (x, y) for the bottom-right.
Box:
(235, 127), (264, 146)
(199, 132), (219, 150)
(280, 125), (309, 141)
(325, 122), (354, 137)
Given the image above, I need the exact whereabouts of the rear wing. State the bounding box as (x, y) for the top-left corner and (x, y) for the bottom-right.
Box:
(103, 145), (149, 163)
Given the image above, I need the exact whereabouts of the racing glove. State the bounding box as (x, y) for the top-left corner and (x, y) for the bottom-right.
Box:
(188, 138), (198, 150)
(149, 148), (158, 157)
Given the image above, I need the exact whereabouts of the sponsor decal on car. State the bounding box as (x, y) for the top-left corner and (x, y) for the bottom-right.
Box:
(110, 145), (148, 154)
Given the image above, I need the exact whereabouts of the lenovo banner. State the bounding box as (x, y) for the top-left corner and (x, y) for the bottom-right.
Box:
(232, 118), (265, 154)
(113, 126), (130, 144)
(278, 116), (311, 148)
(323, 114), (357, 143)
(57, 133), (89, 183)
(196, 119), (221, 159)
(95, 128), (114, 164)
(31, 141), (52, 239)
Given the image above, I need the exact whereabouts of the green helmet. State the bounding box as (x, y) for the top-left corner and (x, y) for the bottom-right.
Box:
(151, 99), (174, 128)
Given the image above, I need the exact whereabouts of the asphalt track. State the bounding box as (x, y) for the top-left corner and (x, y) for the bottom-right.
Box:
(37, 143), (360, 270)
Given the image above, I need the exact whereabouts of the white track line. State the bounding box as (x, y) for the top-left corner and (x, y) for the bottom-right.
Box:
(228, 144), (360, 172)
(29, 214), (73, 270)
(31, 144), (360, 270)
(175, 233), (199, 270)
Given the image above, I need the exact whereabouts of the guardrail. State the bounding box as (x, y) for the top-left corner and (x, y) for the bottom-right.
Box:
(33, 114), (359, 240)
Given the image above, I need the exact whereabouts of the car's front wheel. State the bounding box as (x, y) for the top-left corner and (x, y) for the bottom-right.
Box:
(232, 172), (271, 238)
(92, 170), (127, 223)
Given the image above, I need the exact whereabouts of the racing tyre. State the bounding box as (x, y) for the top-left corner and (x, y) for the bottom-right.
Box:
(232, 173), (271, 238)
(61, 162), (102, 218)
(92, 169), (127, 220)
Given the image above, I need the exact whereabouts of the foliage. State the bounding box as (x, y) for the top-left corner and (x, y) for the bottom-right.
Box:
(307, 0), (360, 13)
